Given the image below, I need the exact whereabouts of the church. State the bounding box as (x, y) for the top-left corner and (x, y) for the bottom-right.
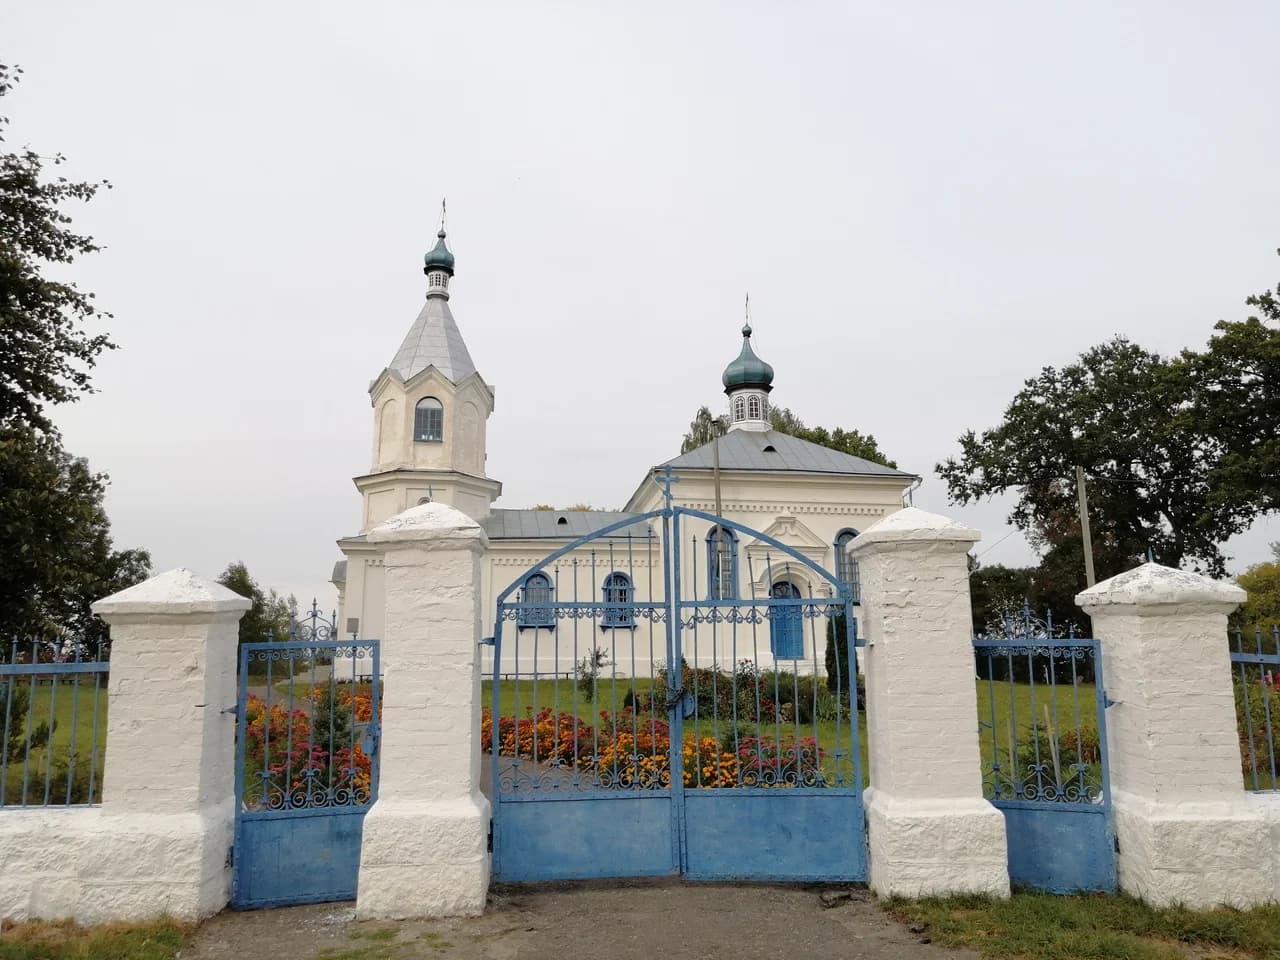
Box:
(331, 224), (917, 671)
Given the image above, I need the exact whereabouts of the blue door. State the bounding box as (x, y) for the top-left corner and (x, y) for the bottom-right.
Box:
(769, 580), (804, 660)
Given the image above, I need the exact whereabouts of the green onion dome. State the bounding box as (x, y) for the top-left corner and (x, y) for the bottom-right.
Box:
(721, 322), (775, 393)
(423, 229), (456, 275)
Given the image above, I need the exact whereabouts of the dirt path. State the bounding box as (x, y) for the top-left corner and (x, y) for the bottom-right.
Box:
(183, 880), (979, 960)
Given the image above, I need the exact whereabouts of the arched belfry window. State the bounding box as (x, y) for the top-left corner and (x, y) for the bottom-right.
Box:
(518, 572), (554, 628)
(733, 396), (746, 422)
(747, 394), (762, 419)
(706, 526), (738, 600)
(601, 572), (634, 628)
(835, 529), (860, 603)
(414, 397), (444, 442)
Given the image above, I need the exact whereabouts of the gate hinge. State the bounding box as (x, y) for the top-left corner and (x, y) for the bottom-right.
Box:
(225, 845), (234, 869)
(487, 819), (493, 853)
(479, 636), (495, 647)
(221, 704), (240, 719)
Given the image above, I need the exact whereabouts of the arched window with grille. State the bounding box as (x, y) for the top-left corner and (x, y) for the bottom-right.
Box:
(414, 397), (444, 442)
(733, 396), (746, 421)
(706, 526), (738, 600)
(601, 572), (634, 628)
(518, 572), (554, 628)
(834, 528), (860, 603)
(747, 394), (762, 419)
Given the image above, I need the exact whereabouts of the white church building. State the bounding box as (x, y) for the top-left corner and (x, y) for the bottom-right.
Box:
(331, 225), (917, 672)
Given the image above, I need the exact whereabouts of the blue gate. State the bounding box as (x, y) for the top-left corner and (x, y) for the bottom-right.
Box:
(488, 492), (865, 884)
(232, 623), (381, 909)
(974, 612), (1116, 893)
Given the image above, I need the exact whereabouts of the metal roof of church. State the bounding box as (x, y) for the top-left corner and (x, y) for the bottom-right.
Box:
(480, 509), (654, 541)
(386, 295), (478, 383)
(660, 429), (915, 478)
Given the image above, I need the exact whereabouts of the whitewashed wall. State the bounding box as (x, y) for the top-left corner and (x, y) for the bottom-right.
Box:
(0, 570), (249, 923)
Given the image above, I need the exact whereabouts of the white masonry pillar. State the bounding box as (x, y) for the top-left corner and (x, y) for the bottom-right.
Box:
(89, 568), (251, 921)
(850, 507), (1010, 898)
(356, 502), (490, 918)
(1078, 563), (1270, 907)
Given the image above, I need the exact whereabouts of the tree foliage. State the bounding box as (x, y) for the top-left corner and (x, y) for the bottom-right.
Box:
(217, 562), (292, 649)
(1188, 258), (1280, 518)
(0, 428), (151, 637)
(680, 406), (728, 453)
(679, 403), (897, 468)
(0, 64), (114, 435)
(938, 337), (1257, 578)
(0, 64), (147, 638)
(1236, 560), (1280, 636)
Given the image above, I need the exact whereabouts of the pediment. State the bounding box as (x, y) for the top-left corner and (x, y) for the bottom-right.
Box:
(745, 515), (828, 552)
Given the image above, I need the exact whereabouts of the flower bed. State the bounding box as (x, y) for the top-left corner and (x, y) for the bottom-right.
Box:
(482, 707), (824, 788)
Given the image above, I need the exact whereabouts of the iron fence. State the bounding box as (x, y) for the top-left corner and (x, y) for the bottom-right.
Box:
(1, 636), (108, 808)
(1230, 624), (1280, 792)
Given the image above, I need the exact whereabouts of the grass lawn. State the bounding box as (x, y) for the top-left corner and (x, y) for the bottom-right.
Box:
(2, 679), (107, 806)
(886, 891), (1280, 960)
(0, 919), (186, 960)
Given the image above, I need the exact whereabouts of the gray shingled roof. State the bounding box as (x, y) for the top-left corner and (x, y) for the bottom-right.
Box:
(386, 296), (477, 383)
(480, 509), (654, 541)
(662, 430), (914, 478)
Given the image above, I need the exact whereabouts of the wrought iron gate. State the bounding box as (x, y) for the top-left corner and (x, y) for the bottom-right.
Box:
(973, 611), (1116, 893)
(232, 627), (381, 909)
(488, 497), (865, 883)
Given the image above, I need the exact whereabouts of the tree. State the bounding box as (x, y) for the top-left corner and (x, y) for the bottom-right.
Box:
(217, 562), (292, 651)
(1189, 255), (1280, 518)
(0, 428), (151, 637)
(680, 406), (728, 453)
(0, 64), (146, 639)
(1, 64), (114, 435)
(1236, 560), (1280, 638)
(679, 403), (897, 468)
(937, 337), (1256, 578)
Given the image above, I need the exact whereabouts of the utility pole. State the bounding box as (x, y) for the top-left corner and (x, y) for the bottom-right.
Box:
(1075, 465), (1096, 588)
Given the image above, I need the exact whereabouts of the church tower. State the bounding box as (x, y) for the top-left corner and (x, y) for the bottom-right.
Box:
(721, 320), (774, 432)
(353, 216), (502, 532)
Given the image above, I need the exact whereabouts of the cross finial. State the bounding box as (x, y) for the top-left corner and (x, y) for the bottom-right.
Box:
(438, 198), (447, 235)
(654, 465), (681, 510)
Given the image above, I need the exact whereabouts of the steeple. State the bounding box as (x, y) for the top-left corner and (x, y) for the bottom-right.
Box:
(722, 296), (774, 432)
(386, 206), (476, 383)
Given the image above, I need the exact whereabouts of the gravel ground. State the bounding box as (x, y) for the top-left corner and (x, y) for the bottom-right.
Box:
(182, 880), (979, 960)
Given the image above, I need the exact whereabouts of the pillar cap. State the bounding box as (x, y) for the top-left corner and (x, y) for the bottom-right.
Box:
(92, 568), (253, 618)
(368, 500), (488, 548)
(850, 506), (980, 555)
(1076, 561), (1245, 612)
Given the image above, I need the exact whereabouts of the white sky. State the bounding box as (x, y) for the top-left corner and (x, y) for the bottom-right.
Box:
(7, 1), (1279, 611)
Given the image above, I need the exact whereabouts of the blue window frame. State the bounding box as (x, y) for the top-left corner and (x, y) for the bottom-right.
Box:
(518, 572), (554, 628)
(770, 580), (804, 659)
(706, 526), (738, 600)
(835, 528), (860, 603)
(414, 397), (443, 442)
(601, 572), (634, 628)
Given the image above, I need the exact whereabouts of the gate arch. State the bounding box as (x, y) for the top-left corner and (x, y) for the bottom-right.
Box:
(486, 495), (865, 883)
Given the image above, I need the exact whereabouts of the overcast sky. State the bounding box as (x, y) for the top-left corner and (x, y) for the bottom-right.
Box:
(8, 1), (1279, 611)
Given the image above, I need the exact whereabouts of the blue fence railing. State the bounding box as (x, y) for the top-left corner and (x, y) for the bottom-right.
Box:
(0, 636), (109, 808)
(1230, 624), (1280, 793)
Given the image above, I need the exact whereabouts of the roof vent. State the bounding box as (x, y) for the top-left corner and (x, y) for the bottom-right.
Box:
(557, 516), (568, 525)
(763, 444), (777, 453)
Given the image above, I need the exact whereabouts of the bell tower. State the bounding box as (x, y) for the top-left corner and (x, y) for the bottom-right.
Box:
(354, 208), (502, 532)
